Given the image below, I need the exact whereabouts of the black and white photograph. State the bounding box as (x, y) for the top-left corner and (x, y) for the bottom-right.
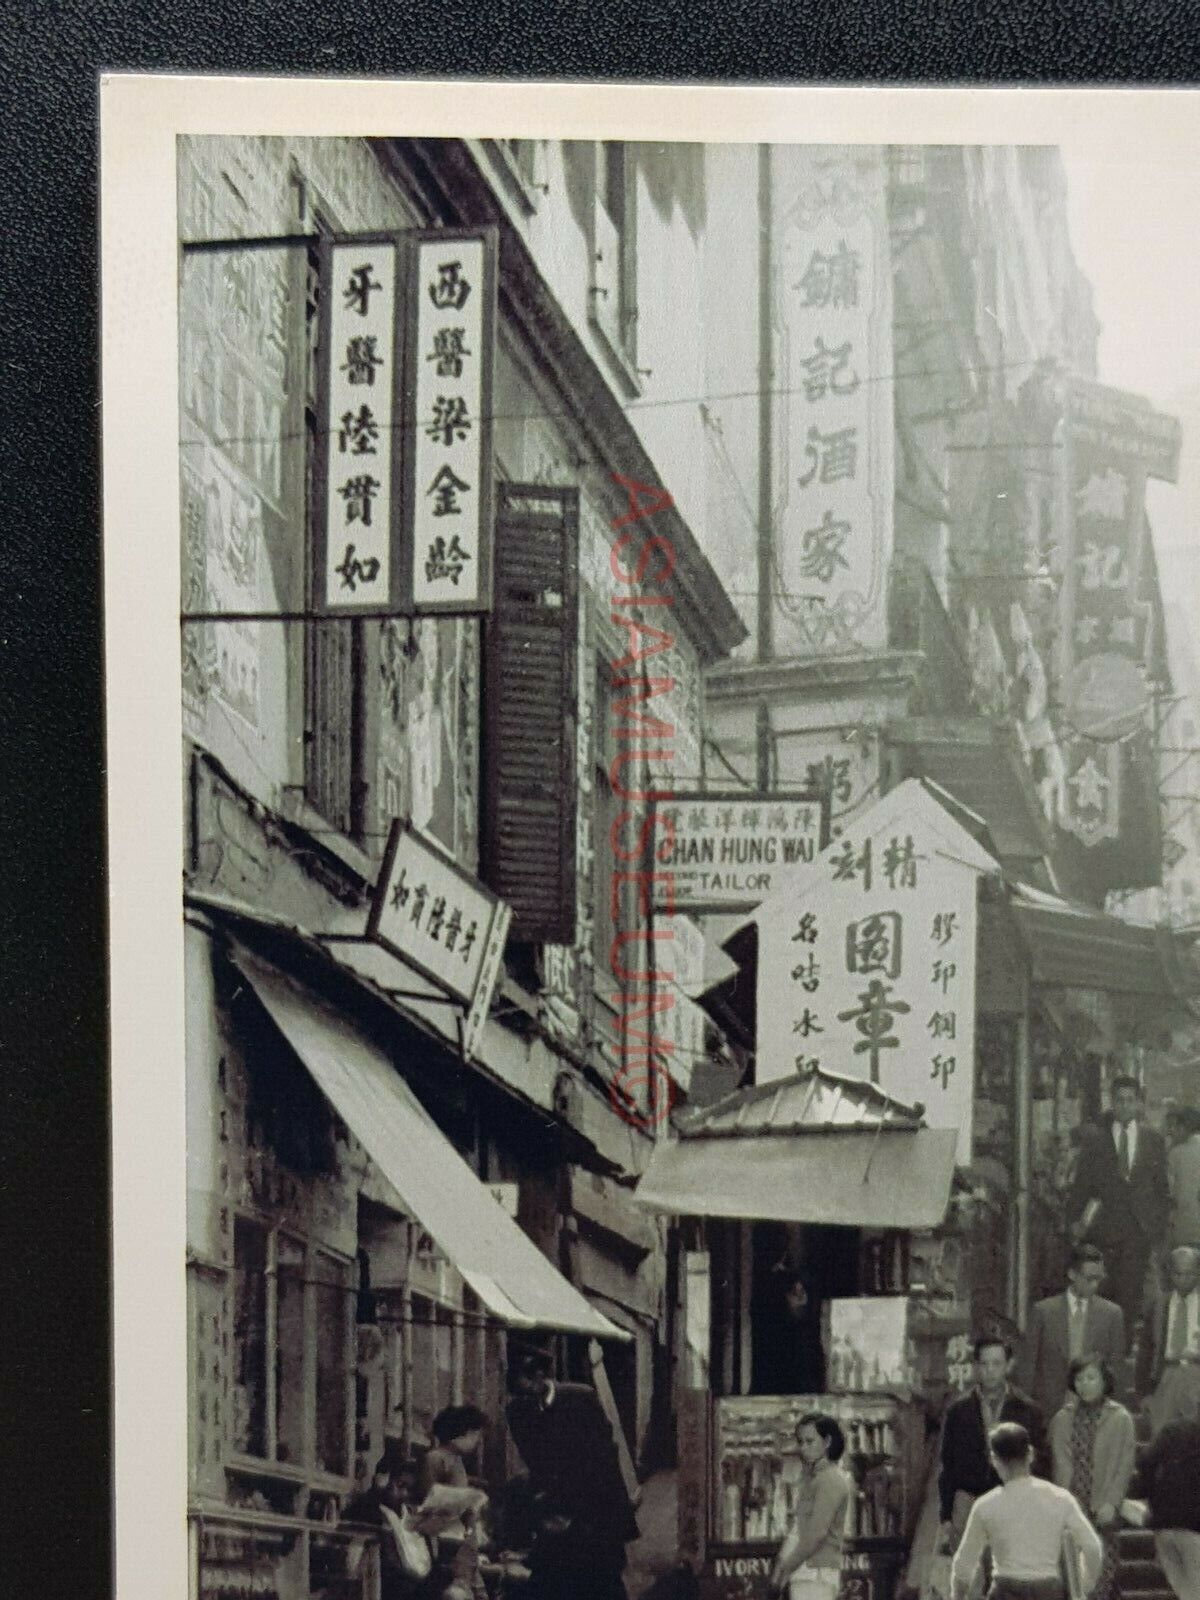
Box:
(101, 81), (1200, 1600)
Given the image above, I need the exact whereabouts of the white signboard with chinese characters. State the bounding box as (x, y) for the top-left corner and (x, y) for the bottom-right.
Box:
(772, 147), (894, 654)
(754, 782), (996, 1165)
(368, 820), (512, 1061)
(317, 237), (402, 613)
(652, 791), (828, 913)
(404, 229), (496, 614)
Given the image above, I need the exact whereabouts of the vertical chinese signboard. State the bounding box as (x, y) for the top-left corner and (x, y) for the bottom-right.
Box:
(772, 147), (894, 655)
(754, 782), (996, 1165)
(1058, 379), (1179, 850)
(404, 229), (496, 614)
(316, 236), (404, 613)
(314, 227), (497, 617)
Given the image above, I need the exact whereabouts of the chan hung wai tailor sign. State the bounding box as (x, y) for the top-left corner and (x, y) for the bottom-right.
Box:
(368, 820), (512, 1060)
(653, 791), (828, 912)
(314, 228), (496, 617)
(752, 781), (996, 1165)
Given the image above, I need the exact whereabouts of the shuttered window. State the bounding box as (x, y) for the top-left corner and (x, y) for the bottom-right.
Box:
(482, 484), (579, 943)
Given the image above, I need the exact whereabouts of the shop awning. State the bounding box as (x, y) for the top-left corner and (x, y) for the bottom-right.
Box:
(230, 943), (629, 1341)
(633, 1067), (957, 1229)
(1008, 882), (1200, 999)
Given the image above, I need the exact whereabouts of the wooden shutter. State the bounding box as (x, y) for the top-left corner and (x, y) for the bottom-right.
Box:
(482, 484), (579, 942)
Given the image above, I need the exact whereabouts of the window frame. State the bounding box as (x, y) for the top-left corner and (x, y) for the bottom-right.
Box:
(588, 142), (641, 391)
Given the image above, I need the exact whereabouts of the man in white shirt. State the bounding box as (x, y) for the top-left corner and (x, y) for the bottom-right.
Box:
(1140, 1245), (1200, 1437)
(950, 1422), (1102, 1600)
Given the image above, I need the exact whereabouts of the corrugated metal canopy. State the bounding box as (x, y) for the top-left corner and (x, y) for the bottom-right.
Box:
(676, 1064), (925, 1137)
(230, 943), (629, 1341)
(1009, 882), (1200, 999)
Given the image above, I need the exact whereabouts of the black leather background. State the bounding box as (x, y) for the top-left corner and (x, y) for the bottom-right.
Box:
(2, 5), (1198, 1596)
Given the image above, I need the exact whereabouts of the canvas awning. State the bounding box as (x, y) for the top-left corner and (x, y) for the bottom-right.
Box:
(633, 1066), (957, 1230)
(230, 943), (628, 1340)
(1008, 882), (1200, 1000)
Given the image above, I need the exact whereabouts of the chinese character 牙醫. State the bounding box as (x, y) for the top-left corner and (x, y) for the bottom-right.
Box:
(837, 979), (911, 1084)
(342, 262), (383, 318)
(341, 335), (384, 386)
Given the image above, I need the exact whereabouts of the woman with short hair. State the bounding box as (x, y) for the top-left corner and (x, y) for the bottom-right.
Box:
(768, 1412), (852, 1600)
(1048, 1354), (1136, 1600)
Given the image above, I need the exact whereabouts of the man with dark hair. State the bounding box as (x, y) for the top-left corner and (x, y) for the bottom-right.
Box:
(505, 1350), (640, 1600)
(939, 1336), (1048, 1562)
(1139, 1414), (1200, 1597)
(951, 1423), (1102, 1600)
(1018, 1243), (1126, 1421)
(1069, 1074), (1170, 1329)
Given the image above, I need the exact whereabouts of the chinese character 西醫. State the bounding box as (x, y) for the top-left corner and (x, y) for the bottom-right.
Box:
(797, 241), (861, 309)
(799, 336), (860, 402)
(792, 911), (819, 945)
(338, 405), (380, 456)
(930, 911), (958, 947)
(845, 911), (902, 980)
(791, 952), (821, 993)
(426, 464), (470, 517)
(426, 396), (472, 447)
(425, 535), (472, 586)
(930, 1054), (956, 1091)
(931, 958), (957, 994)
(798, 425), (858, 489)
(927, 1010), (957, 1040)
(426, 326), (472, 378)
(341, 335), (384, 386)
(837, 979), (911, 1084)
(334, 544), (381, 593)
(338, 474), (381, 527)
(799, 511), (851, 584)
(428, 259), (472, 311)
(882, 833), (925, 890)
(793, 1008), (824, 1038)
(342, 263), (383, 317)
(830, 836), (871, 889)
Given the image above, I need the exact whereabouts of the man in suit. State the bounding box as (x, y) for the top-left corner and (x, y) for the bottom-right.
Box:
(1068, 1074), (1170, 1331)
(938, 1335), (1048, 1570)
(1018, 1243), (1126, 1421)
(1168, 1104), (1200, 1251)
(506, 1350), (640, 1600)
(1138, 1245), (1200, 1436)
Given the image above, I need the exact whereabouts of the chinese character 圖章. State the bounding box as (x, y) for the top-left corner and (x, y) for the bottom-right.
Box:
(410, 883), (429, 926)
(426, 464), (470, 517)
(931, 1054), (956, 1091)
(1074, 467), (1129, 523)
(791, 953), (821, 992)
(798, 425), (859, 489)
(799, 336), (860, 402)
(792, 912), (819, 945)
(793, 1008), (824, 1038)
(389, 867), (410, 910)
(338, 474), (381, 527)
(460, 920), (478, 963)
(426, 897), (446, 941)
(426, 326), (472, 378)
(338, 405), (380, 456)
(797, 241), (861, 309)
(342, 262), (383, 317)
(443, 908), (462, 951)
(830, 836), (871, 889)
(799, 511), (851, 584)
(837, 979), (911, 1084)
(882, 834), (925, 890)
(341, 335), (384, 386)
(425, 535), (472, 586)
(426, 396), (472, 447)
(428, 259), (472, 311)
(845, 912), (902, 980)
(930, 911), (958, 947)
(1077, 540), (1129, 592)
(334, 544), (381, 593)
(931, 958), (957, 994)
(805, 754), (853, 806)
(927, 1010), (957, 1040)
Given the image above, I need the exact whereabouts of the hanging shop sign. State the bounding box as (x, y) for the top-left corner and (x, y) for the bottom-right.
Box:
(753, 782), (995, 1166)
(315, 235), (404, 614)
(368, 819), (512, 1059)
(403, 228), (496, 614)
(1058, 380), (1178, 848)
(652, 790), (828, 912)
(771, 146), (894, 655)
